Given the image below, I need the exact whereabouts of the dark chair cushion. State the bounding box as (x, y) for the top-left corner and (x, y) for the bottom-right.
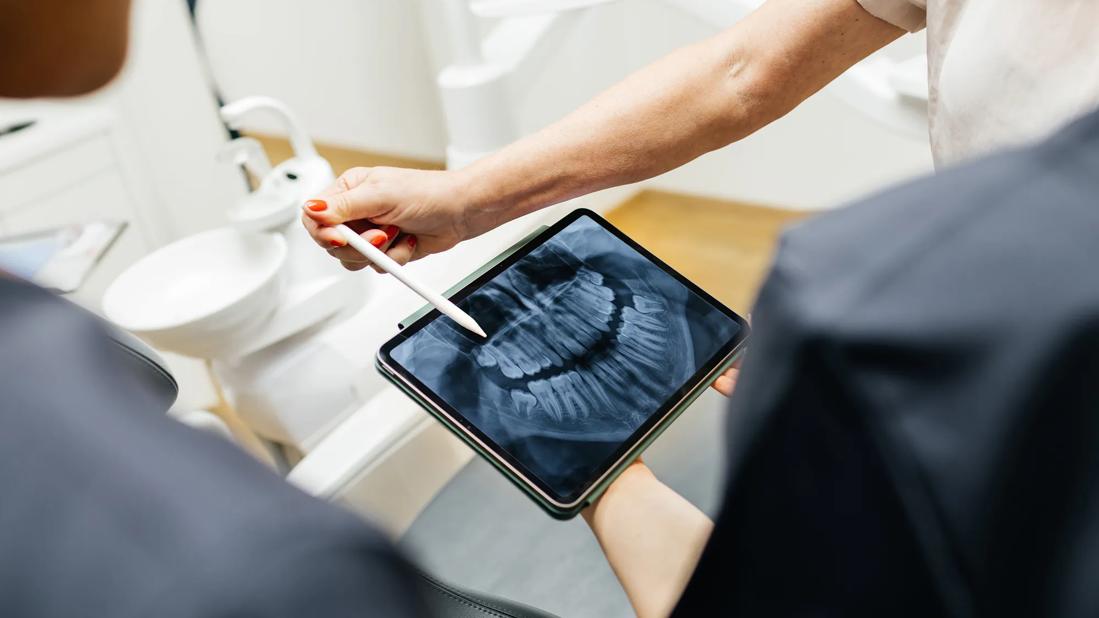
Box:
(417, 571), (559, 618)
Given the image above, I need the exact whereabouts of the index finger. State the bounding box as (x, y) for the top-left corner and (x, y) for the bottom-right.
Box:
(318, 167), (371, 199)
(303, 168), (377, 247)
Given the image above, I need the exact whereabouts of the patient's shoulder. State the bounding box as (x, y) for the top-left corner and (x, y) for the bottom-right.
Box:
(726, 112), (1099, 618)
(769, 110), (1099, 336)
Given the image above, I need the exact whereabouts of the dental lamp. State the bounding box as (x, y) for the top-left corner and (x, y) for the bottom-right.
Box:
(437, 0), (623, 168)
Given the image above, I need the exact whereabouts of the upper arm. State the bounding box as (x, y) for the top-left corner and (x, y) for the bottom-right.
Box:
(711, 0), (906, 130)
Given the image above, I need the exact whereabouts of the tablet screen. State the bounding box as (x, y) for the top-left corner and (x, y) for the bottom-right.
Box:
(385, 212), (745, 504)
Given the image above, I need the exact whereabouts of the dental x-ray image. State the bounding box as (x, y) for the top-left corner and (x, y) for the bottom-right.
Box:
(389, 215), (743, 500)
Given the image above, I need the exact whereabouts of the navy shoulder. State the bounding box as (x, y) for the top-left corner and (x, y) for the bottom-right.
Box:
(769, 109), (1099, 334)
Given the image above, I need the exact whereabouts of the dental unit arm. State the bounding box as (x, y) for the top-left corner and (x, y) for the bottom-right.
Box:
(437, 0), (623, 168)
(220, 96), (319, 160)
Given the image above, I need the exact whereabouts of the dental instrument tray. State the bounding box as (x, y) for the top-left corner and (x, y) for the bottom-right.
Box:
(376, 209), (749, 519)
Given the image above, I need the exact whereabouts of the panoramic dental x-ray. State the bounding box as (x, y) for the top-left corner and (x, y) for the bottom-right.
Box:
(390, 216), (742, 499)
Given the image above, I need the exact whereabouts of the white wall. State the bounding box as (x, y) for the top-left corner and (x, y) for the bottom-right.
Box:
(109, 0), (249, 239)
(197, 0), (933, 210)
(196, 0), (448, 161)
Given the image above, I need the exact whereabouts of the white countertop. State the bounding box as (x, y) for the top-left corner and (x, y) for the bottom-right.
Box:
(0, 99), (116, 173)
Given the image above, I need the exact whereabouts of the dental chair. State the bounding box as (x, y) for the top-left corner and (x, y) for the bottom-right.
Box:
(108, 323), (557, 618)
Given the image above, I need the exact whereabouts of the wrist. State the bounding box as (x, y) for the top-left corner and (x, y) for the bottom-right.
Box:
(452, 146), (569, 235)
(449, 165), (508, 239)
(582, 461), (656, 528)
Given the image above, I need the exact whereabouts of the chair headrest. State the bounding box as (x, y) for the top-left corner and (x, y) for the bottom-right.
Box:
(103, 322), (179, 413)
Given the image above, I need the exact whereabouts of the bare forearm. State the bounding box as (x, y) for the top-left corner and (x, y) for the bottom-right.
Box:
(584, 463), (714, 618)
(463, 33), (763, 221)
(459, 0), (902, 230)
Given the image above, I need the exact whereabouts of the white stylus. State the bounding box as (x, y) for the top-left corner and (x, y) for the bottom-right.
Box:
(335, 224), (487, 338)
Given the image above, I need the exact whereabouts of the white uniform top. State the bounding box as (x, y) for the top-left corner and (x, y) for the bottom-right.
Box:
(858, 0), (1099, 167)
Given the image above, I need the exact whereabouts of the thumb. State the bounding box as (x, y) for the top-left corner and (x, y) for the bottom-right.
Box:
(302, 168), (386, 226)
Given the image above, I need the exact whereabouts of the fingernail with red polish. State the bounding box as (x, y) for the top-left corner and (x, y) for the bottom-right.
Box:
(383, 225), (399, 241)
(329, 239), (344, 248)
(370, 234), (387, 248)
(407, 235), (417, 249)
(305, 199), (327, 212)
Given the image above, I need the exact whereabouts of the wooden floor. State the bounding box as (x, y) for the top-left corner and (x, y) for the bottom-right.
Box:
(253, 133), (805, 314)
(605, 190), (805, 315)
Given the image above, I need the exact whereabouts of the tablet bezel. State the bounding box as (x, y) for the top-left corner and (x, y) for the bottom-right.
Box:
(377, 209), (750, 510)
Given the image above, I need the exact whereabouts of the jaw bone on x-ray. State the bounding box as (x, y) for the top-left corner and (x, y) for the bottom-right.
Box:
(390, 216), (741, 499)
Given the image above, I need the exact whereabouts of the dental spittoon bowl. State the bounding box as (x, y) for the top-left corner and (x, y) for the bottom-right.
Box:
(104, 228), (287, 359)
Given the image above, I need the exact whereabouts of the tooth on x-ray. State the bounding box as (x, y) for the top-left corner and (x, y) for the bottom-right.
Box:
(389, 217), (742, 496)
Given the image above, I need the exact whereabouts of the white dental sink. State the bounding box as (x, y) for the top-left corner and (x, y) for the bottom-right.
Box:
(103, 227), (287, 358)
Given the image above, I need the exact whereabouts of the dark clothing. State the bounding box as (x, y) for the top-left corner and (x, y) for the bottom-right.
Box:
(676, 108), (1099, 617)
(0, 282), (426, 617)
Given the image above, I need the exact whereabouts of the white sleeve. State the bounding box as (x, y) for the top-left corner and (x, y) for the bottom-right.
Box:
(857, 0), (927, 32)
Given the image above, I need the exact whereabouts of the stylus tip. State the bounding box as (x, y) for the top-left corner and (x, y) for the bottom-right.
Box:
(470, 322), (488, 339)
(453, 311), (488, 338)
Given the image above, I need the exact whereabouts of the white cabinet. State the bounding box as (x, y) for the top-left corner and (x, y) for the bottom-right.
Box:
(5, 173), (149, 309)
(0, 107), (154, 311)
(0, 103), (218, 410)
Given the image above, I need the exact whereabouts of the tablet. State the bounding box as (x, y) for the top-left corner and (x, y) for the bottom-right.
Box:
(376, 209), (749, 518)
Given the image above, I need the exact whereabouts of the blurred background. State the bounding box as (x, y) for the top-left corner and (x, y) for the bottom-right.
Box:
(0, 1), (933, 615)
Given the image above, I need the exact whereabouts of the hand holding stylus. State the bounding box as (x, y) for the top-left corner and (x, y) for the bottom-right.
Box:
(300, 166), (492, 269)
(298, 166), (492, 334)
